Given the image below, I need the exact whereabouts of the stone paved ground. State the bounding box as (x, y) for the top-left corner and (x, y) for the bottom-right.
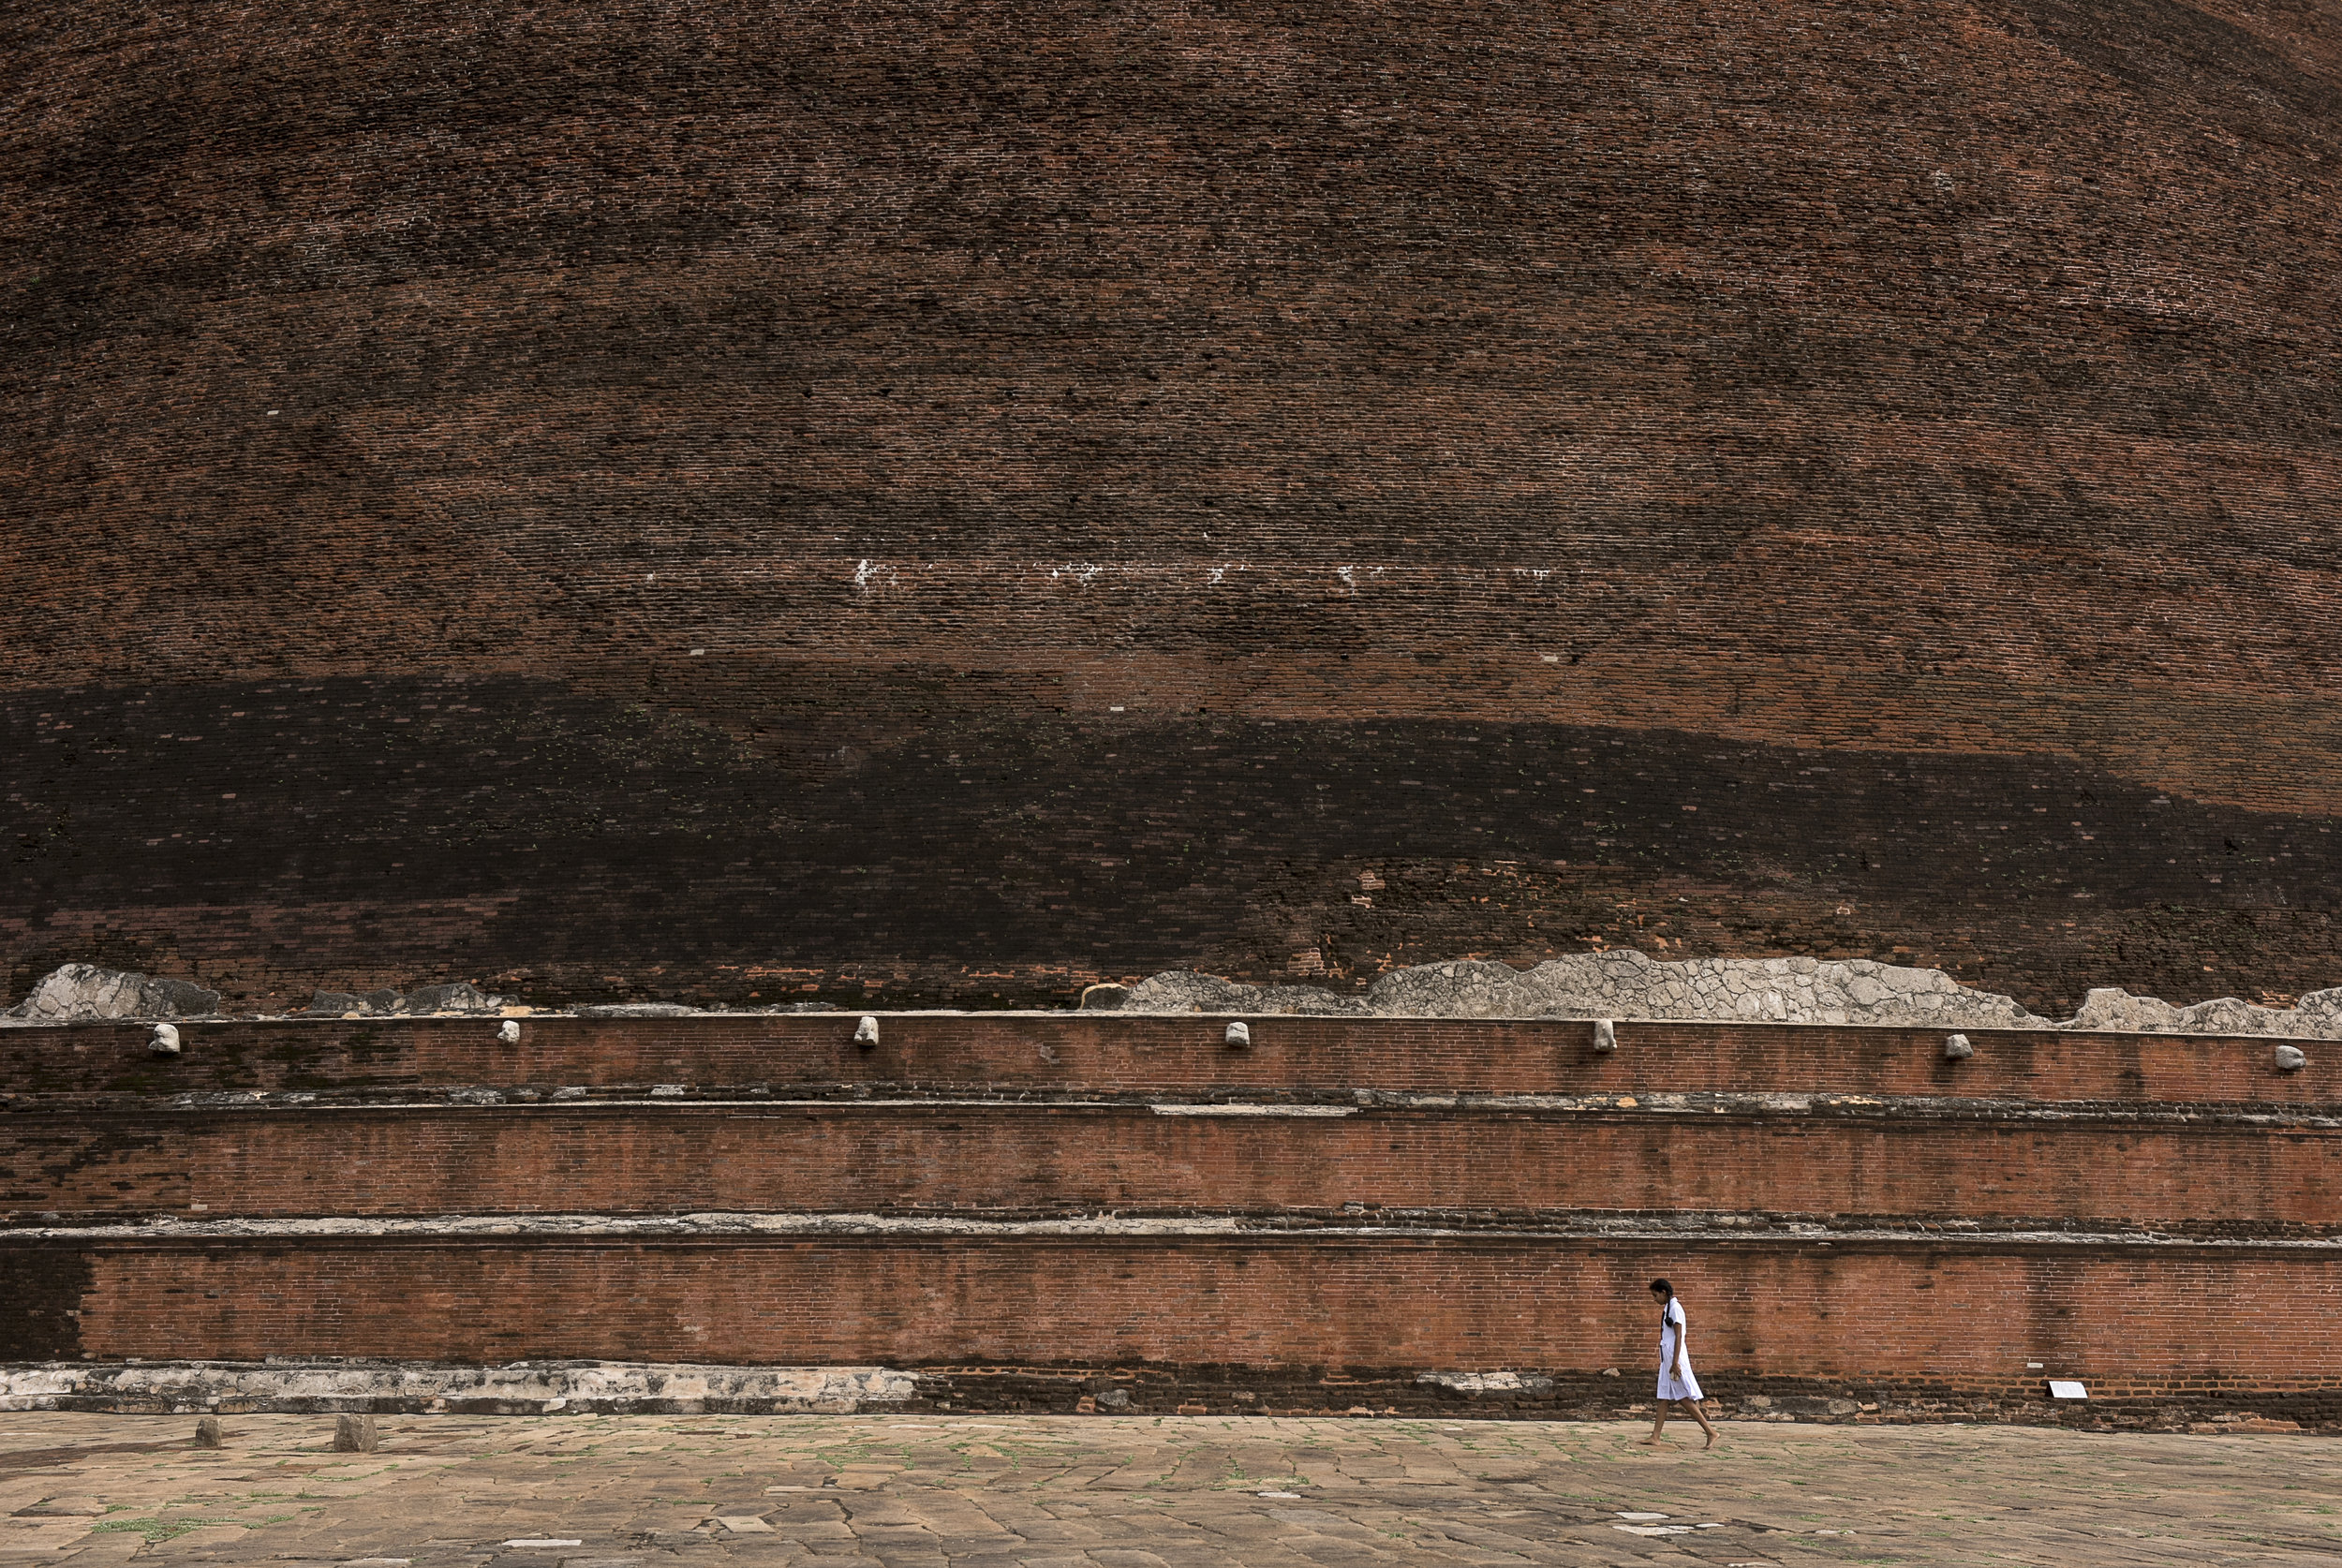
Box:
(0, 1413), (2335, 1567)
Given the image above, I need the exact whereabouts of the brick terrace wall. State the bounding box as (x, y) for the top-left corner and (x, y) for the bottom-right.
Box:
(4, 1015), (2338, 1418)
(6, 1103), (2337, 1232)
(1, 1017), (2326, 1103)
(1, 1235), (2330, 1408)
(6, 2), (2342, 1013)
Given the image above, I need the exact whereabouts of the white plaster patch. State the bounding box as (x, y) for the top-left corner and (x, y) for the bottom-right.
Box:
(1149, 1103), (1356, 1117)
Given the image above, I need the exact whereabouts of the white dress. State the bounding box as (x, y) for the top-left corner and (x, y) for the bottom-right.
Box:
(1656, 1298), (1703, 1401)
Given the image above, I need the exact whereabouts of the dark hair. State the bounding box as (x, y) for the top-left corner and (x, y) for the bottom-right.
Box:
(1649, 1278), (1673, 1296)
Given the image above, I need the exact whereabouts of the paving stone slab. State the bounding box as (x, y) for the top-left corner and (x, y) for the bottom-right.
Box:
(0, 1414), (2330, 1565)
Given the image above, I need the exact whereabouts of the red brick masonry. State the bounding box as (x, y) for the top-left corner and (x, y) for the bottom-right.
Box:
(1, 1015), (2333, 1422)
(5, 1102), (2335, 1234)
(7, 4), (2342, 1013)
(11, 1234), (2336, 1412)
(2, 1015), (2323, 1104)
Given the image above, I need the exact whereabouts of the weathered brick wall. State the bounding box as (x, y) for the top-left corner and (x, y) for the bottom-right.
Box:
(6, 2), (2340, 1012)
(6, 1102), (2335, 1232)
(3, 1015), (2336, 1421)
(0, 1235), (2330, 1413)
(0, 1016), (2321, 1102)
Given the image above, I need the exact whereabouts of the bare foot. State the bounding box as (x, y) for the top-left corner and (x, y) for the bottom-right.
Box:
(1702, 1429), (1718, 1451)
(1635, 1435), (1666, 1446)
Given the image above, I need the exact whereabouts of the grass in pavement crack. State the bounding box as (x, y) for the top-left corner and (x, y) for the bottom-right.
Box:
(89, 1516), (252, 1543)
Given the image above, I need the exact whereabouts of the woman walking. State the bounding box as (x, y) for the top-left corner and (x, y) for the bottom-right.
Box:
(1638, 1278), (1718, 1449)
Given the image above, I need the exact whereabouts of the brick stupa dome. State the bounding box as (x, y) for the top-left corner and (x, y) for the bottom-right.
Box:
(6, 0), (2339, 1011)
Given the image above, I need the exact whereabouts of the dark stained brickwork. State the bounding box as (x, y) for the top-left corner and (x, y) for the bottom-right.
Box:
(7, 683), (2338, 1011)
(0, 1241), (90, 1361)
(5, 1), (2338, 1009)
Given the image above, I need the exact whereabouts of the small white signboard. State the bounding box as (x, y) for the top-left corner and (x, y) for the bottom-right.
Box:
(2047, 1380), (2088, 1400)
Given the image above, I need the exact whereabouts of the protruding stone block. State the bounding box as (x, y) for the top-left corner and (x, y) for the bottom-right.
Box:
(1944, 1033), (1974, 1060)
(2275, 1044), (2308, 1072)
(1592, 1019), (1616, 1053)
(497, 1020), (521, 1044)
(193, 1415), (221, 1448)
(1224, 1021), (1251, 1048)
(854, 1015), (880, 1047)
(332, 1413), (378, 1452)
(149, 1023), (181, 1056)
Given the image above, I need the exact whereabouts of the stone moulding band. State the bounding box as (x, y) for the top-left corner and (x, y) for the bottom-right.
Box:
(11, 1215), (2342, 1250)
(3, 1359), (2334, 1430)
(0, 1359), (915, 1414)
(8, 1093), (2332, 1127)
